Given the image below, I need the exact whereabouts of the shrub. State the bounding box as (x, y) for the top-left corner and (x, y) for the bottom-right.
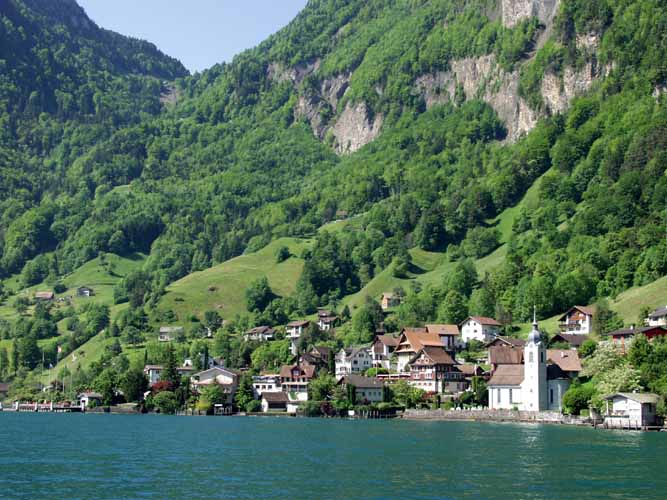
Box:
(246, 400), (261, 413)
(562, 382), (595, 415)
(275, 246), (290, 263)
(152, 391), (179, 414)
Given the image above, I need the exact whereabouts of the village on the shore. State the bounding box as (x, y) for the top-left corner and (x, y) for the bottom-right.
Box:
(3, 294), (666, 431)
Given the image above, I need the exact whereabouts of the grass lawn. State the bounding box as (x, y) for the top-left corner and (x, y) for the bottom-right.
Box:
(158, 237), (313, 321)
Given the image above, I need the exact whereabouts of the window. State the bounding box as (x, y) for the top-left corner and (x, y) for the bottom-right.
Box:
(497, 389), (501, 403)
(529, 352), (534, 363)
(550, 389), (554, 404)
(509, 389), (513, 404)
(540, 352), (544, 363)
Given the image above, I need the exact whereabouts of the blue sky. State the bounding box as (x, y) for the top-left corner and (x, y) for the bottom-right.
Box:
(78, 0), (308, 73)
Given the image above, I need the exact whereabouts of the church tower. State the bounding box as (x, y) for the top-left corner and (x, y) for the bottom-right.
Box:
(522, 309), (547, 411)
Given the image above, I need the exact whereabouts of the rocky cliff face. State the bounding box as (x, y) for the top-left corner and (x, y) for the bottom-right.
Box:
(276, 0), (606, 152)
(415, 55), (538, 142)
(413, 0), (608, 142)
(501, 0), (560, 28)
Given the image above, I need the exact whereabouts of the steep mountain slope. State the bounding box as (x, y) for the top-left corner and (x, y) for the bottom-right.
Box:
(1, 0), (666, 380)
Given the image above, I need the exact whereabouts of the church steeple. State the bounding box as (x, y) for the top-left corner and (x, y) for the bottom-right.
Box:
(527, 305), (542, 345)
(522, 304), (548, 411)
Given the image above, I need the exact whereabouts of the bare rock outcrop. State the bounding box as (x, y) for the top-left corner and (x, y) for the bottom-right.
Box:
(414, 54), (537, 142)
(331, 102), (384, 154)
(268, 59), (321, 86)
(293, 72), (352, 140)
(501, 0), (560, 28)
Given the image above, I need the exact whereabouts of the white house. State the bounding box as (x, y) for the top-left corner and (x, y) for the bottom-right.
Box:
(143, 365), (195, 386)
(335, 347), (373, 378)
(337, 375), (385, 404)
(558, 306), (595, 335)
(191, 367), (239, 405)
(460, 317), (502, 343)
(603, 392), (660, 428)
(279, 364), (315, 401)
(488, 317), (573, 412)
(253, 374), (281, 397)
(261, 391), (289, 412)
(78, 392), (103, 409)
(244, 326), (276, 342)
(158, 326), (184, 342)
(317, 311), (339, 332)
(647, 306), (667, 327)
(286, 320), (310, 355)
(371, 334), (399, 370)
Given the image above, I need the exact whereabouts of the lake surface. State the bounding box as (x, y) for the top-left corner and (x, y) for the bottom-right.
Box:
(0, 414), (665, 499)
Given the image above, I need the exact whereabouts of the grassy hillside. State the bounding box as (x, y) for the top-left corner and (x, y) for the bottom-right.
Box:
(158, 238), (313, 321)
(341, 171), (550, 309)
(0, 253), (146, 323)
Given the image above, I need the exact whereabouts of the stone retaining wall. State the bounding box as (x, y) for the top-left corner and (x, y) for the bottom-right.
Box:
(402, 409), (592, 426)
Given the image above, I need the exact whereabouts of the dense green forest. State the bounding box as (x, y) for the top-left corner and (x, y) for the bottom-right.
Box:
(0, 0), (666, 394)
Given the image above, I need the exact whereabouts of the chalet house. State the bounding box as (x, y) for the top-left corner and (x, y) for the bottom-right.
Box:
(335, 347), (373, 378)
(371, 334), (399, 370)
(460, 317), (502, 343)
(395, 328), (443, 372)
(550, 333), (589, 349)
(0, 382), (8, 399)
(244, 326), (276, 342)
(407, 346), (464, 394)
(253, 374), (281, 397)
(558, 306), (595, 335)
(35, 291), (54, 301)
(279, 364), (316, 401)
(647, 306), (667, 327)
(158, 326), (184, 342)
(487, 321), (583, 412)
(76, 286), (94, 297)
(603, 393), (660, 428)
(191, 367), (240, 404)
(78, 392), (103, 409)
(609, 325), (667, 348)
(286, 320), (310, 355)
(377, 373), (411, 384)
(337, 375), (385, 404)
(300, 346), (332, 371)
(143, 365), (195, 386)
(425, 324), (461, 350)
(261, 391), (290, 412)
(381, 293), (401, 310)
(335, 210), (349, 220)
(317, 312), (339, 331)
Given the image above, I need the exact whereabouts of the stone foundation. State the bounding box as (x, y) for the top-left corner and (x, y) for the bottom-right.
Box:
(402, 408), (592, 426)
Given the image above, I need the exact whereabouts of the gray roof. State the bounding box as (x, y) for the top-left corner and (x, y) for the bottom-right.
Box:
(604, 392), (660, 404)
(262, 392), (289, 403)
(488, 365), (524, 386)
(648, 306), (667, 319)
(339, 375), (384, 389)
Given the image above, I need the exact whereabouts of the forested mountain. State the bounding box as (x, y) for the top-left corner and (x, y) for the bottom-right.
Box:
(1, 0), (666, 376)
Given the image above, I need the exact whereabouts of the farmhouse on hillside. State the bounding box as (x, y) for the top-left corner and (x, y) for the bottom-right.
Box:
(558, 306), (595, 335)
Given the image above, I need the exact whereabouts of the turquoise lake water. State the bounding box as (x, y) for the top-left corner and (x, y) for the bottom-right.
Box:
(0, 414), (665, 499)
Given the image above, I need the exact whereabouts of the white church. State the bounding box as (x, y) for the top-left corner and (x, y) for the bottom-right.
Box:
(488, 315), (572, 412)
